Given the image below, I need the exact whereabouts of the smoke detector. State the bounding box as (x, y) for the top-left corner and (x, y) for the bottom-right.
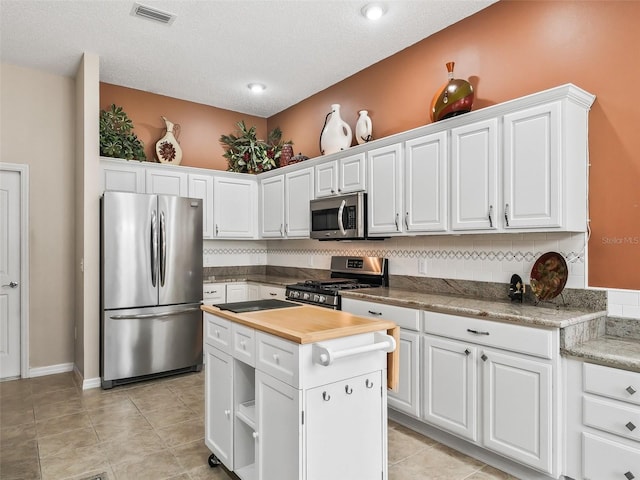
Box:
(131, 3), (176, 25)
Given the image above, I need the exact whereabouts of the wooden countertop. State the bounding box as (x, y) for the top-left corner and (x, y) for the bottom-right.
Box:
(201, 303), (399, 391)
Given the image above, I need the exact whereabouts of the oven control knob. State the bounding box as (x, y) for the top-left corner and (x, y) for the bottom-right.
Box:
(318, 295), (326, 303)
(303, 292), (310, 300)
(290, 291), (298, 298)
(313, 294), (320, 302)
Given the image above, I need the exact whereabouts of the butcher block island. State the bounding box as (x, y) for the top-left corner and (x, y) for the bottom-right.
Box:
(201, 300), (399, 480)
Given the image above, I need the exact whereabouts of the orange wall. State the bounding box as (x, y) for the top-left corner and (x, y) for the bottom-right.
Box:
(100, 83), (267, 170)
(268, 0), (640, 291)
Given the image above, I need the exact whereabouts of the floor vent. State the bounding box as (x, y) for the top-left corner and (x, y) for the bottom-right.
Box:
(130, 3), (176, 25)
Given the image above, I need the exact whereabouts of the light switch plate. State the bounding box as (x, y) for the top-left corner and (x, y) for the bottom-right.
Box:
(418, 258), (427, 275)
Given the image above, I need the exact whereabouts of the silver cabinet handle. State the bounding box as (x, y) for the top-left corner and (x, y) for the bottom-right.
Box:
(368, 310), (382, 316)
(215, 224), (219, 236)
(285, 223), (288, 234)
(330, 189), (335, 194)
(269, 292), (277, 296)
(345, 385), (353, 395)
(1, 281), (18, 288)
(394, 213), (400, 231)
(404, 212), (409, 230)
(467, 328), (490, 336)
(504, 203), (510, 227)
(627, 422), (637, 431)
(488, 205), (493, 228)
(159, 210), (166, 287)
(464, 349), (471, 356)
(365, 379), (374, 389)
(627, 386), (637, 395)
(150, 210), (158, 287)
(625, 472), (635, 480)
(481, 354), (488, 362)
(323, 391), (331, 401)
(280, 223), (283, 236)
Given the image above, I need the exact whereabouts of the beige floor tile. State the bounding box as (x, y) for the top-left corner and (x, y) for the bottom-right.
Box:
(101, 429), (165, 466)
(170, 439), (211, 471)
(187, 464), (234, 480)
(0, 379), (32, 398)
(36, 411), (92, 437)
(62, 465), (115, 480)
(142, 404), (199, 429)
(128, 387), (185, 413)
(0, 392), (34, 411)
(111, 450), (183, 480)
(39, 443), (109, 480)
(466, 465), (521, 479)
(37, 427), (100, 458)
(0, 405), (35, 427)
(81, 391), (134, 412)
(155, 418), (204, 447)
(0, 438), (38, 462)
(32, 387), (81, 407)
(30, 373), (77, 392)
(34, 397), (84, 421)
(0, 421), (37, 443)
(0, 456), (41, 480)
(91, 413), (154, 443)
(388, 443), (484, 480)
(86, 399), (138, 425)
(387, 422), (436, 464)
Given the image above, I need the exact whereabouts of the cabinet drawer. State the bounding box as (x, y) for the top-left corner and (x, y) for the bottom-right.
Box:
(585, 363), (640, 406)
(204, 313), (231, 353)
(584, 396), (640, 442)
(232, 323), (255, 367)
(423, 311), (553, 359)
(256, 332), (299, 387)
(341, 298), (420, 331)
(259, 284), (286, 300)
(203, 283), (225, 305)
(583, 432), (640, 480)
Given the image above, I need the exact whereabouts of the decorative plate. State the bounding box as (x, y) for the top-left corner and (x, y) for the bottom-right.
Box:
(529, 252), (568, 301)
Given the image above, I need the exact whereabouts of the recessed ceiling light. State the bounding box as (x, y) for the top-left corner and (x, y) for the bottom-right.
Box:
(361, 3), (386, 21)
(248, 83), (266, 94)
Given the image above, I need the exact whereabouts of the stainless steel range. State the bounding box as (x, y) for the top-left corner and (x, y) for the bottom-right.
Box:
(285, 256), (388, 309)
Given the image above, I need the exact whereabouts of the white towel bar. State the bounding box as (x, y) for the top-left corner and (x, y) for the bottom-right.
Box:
(312, 332), (396, 367)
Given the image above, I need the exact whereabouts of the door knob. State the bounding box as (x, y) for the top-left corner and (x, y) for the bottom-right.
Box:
(2, 281), (18, 288)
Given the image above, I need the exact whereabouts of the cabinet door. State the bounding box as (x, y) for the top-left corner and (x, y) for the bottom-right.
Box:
(285, 168), (314, 238)
(503, 102), (561, 229)
(188, 173), (214, 238)
(247, 284), (260, 301)
(338, 153), (366, 194)
(213, 176), (257, 238)
(145, 168), (188, 196)
(101, 161), (145, 193)
(422, 335), (478, 441)
(255, 371), (302, 480)
(306, 371), (384, 480)
(367, 143), (403, 236)
(388, 330), (420, 417)
(314, 161), (338, 198)
(405, 132), (448, 232)
(451, 118), (499, 231)
(260, 175), (285, 238)
(226, 283), (248, 303)
(205, 346), (234, 468)
(481, 348), (552, 474)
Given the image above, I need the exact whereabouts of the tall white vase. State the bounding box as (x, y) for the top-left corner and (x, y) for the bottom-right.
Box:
(320, 104), (352, 155)
(156, 116), (183, 164)
(355, 110), (373, 144)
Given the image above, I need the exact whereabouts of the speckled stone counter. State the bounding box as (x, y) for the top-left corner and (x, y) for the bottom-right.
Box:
(203, 274), (302, 287)
(341, 287), (605, 329)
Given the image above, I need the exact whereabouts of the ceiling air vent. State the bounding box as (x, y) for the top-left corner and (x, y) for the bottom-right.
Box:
(131, 3), (176, 25)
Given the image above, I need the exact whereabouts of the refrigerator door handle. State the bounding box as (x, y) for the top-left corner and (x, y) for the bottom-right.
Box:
(150, 210), (158, 287)
(160, 210), (166, 287)
(109, 306), (201, 320)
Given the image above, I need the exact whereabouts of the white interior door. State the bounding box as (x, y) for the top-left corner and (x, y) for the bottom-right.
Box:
(0, 169), (22, 378)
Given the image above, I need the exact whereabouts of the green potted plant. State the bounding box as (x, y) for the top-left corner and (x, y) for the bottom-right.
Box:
(99, 104), (147, 161)
(220, 121), (290, 174)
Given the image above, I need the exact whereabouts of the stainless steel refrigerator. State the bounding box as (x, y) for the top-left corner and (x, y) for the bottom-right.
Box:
(100, 191), (203, 389)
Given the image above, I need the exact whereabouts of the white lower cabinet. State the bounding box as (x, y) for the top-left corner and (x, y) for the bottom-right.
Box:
(204, 312), (389, 480)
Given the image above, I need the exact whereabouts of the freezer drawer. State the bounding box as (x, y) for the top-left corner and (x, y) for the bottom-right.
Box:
(102, 303), (203, 387)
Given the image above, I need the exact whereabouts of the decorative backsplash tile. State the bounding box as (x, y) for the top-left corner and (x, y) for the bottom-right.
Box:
(607, 289), (640, 319)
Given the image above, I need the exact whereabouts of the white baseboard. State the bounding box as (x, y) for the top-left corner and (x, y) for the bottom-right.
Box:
(73, 364), (101, 390)
(29, 362), (74, 378)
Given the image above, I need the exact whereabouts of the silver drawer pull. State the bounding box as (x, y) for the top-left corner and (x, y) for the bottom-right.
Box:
(269, 292), (278, 296)
(368, 310), (382, 316)
(365, 379), (374, 389)
(272, 353), (280, 364)
(467, 328), (490, 336)
(323, 391), (331, 401)
(345, 385), (353, 395)
(464, 349), (471, 356)
(481, 354), (488, 362)
(627, 422), (637, 432)
(627, 386), (637, 395)
(625, 472), (635, 480)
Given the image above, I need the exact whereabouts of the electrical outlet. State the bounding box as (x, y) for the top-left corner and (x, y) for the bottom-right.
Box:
(418, 258), (427, 275)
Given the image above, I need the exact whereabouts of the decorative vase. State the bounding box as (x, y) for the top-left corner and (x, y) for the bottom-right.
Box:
(280, 143), (294, 166)
(355, 110), (373, 144)
(155, 116), (183, 164)
(430, 62), (474, 122)
(319, 104), (352, 155)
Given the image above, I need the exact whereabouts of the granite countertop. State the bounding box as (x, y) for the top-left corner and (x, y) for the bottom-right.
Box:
(204, 274), (302, 287)
(341, 287), (605, 329)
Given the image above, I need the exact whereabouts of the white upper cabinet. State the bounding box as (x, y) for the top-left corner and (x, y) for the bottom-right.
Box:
(188, 173), (214, 239)
(145, 168), (188, 196)
(502, 102), (561, 229)
(213, 176), (257, 239)
(314, 152), (365, 198)
(450, 118), (499, 232)
(367, 143), (403, 236)
(260, 167), (314, 239)
(100, 158), (146, 193)
(404, 132), (448, 233)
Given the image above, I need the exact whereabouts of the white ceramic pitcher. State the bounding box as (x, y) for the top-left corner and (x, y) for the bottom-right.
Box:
(320, 104), (352, 155)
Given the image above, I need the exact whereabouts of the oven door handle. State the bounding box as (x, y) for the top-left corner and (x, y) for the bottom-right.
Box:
(337, 199), (346, 236)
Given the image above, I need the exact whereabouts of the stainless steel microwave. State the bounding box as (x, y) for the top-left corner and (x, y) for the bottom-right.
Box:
(310, 192), (367, 240)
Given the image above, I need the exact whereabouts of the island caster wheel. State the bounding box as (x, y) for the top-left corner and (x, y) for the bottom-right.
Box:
(208, 453), (221, 468)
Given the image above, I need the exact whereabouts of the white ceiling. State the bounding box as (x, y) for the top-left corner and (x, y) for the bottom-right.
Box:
(0, 0), (496, 117)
